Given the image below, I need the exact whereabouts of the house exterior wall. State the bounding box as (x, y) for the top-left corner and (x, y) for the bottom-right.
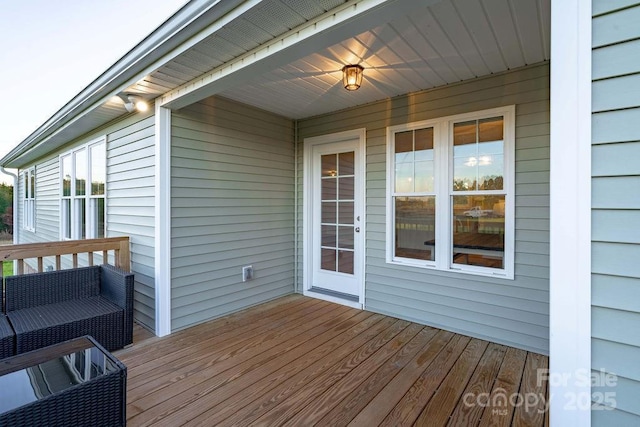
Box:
(170, 96), (295, 331)
(297, 62), (550, 354)
(107, 114), (157, 330)
(591, 2), (640, 423)
(14, 112), (157, 331)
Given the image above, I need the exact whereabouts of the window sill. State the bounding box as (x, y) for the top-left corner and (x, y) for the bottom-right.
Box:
(387, 258), (514, 280)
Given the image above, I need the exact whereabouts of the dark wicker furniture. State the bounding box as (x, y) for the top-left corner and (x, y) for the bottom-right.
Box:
(5, 264), (134, 354)
(0, 336), (127, 427)
(0, 315), (14, 358)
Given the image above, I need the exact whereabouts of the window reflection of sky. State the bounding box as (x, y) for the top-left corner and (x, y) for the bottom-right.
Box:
(454, 140), (504, 190)
(395, 143), (435, 193)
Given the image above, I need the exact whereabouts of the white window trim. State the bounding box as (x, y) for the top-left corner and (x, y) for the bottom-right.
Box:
(59, 137), (107, 240)
(22, 167), (36, 232)
(386, 105), (515, 279)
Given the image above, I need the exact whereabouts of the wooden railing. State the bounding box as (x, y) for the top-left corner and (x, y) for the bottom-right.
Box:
(0, 237), (130, 278)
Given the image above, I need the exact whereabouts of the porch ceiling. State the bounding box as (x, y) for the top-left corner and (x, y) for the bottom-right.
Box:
(3, 0), (550, 168)
(187, 0), (551, 119)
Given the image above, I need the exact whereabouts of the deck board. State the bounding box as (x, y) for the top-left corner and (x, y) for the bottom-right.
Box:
(116, 295), (548, 427)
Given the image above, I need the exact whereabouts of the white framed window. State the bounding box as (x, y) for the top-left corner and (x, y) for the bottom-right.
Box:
(22, 168), (36, 231)
(386, 106), (515, 279)
(60, 138), (106, 240)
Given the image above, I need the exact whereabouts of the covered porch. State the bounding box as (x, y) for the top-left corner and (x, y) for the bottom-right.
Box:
(118, 295), (549, 426)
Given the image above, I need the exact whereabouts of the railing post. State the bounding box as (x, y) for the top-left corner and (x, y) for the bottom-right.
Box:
(119, 239), (131, 272)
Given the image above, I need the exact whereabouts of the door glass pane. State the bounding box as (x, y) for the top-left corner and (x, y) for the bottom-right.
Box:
(395, 196), (436, 261)
(322, 178), (336, 200)
(453, 195), (505, 268)
(338, 226), (354, 249)
(321, 225), (336, 247)
(338, 250), (354, 274)
(338, 176), (354, 200)
(321, 248), (336, 271)
(339, 152), (355, 175)
(322, 202), (336, 223)
(320, 150), (357, 275)
(338, 201), (354, 225)
(322, 154), (337, 177)
(321, 202), (337, 224)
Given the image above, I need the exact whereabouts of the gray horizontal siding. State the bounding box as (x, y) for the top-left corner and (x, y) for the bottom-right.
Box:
(297, 62), (550, 354)
(33, 158), (60, 241)
(107, 114), (156, 331)
(171, 96), (295, 331)
(15, 112), (157, 332)
(592, 3), (640, 422)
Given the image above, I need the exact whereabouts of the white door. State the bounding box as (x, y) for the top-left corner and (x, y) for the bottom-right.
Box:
(304, 130), (364, 303)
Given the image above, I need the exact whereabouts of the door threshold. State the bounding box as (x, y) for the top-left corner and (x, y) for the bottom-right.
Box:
(304, 287), (362, 309)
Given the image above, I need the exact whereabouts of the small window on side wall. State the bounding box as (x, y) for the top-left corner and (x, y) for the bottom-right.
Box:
(22, 168), (36, 232)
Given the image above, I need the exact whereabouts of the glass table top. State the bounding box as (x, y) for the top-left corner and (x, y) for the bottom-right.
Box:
(0, 338), (119, 414)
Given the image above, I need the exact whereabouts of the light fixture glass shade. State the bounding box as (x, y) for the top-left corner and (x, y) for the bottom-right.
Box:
(118, 93), (149, 113)
(342, 64), (364, 91)
(134, 98), (149, 112)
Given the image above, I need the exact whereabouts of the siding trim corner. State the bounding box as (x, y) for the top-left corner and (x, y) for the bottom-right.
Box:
(549, 0), (592, 425)
(155, 103), (172, 336)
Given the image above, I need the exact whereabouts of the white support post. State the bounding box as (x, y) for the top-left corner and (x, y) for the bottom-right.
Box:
(154, 102), (172, 336)
(549, 0), (592, 425)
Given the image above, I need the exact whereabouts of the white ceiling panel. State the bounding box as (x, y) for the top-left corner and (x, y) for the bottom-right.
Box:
(452, 0), (507, 73)
(214, 0), (550, 119)
(430, 1), (492, 77)
(35, 0), (550, 161)
(482, 0), (526, 69)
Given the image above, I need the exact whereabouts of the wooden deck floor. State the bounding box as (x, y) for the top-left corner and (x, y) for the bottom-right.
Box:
(115, 295), (549, 426)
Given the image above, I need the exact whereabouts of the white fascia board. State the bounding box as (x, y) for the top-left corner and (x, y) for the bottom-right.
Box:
(1, 0), (253, 168)
(160, 0), (443, 110)
(154, 102), (172, 336)
(549, 0), (592, 425)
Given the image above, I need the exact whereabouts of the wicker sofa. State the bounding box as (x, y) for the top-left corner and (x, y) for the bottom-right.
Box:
(4, 264), (134, 355)
(0, 315), (14, 358)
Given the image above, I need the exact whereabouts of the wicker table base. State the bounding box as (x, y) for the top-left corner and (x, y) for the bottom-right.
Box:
(0, 335), (126, 426)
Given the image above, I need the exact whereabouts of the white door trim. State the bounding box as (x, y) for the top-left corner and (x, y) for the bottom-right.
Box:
(302, 128), (366, 309)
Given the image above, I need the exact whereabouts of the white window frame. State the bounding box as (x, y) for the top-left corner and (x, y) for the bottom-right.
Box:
(22, 167), (36, 232)
(386, 105), (515, 279)
(59, 137), (107, 240)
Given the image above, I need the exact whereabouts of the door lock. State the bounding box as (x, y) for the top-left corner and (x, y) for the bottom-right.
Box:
(355, 227), (360, 233)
